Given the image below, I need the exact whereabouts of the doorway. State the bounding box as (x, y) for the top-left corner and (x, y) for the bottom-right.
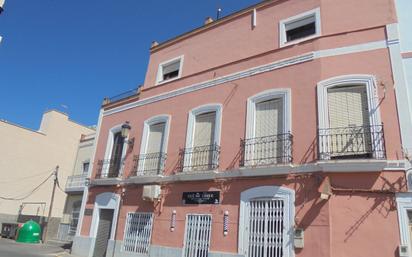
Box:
(93, 209), (114, 257)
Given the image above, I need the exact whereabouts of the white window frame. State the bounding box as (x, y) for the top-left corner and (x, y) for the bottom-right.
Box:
(279, 7), (321, 47)
(138, 115), (171, 175)
(122, 212), (154, 254)
(317, 75), (383, 158)
(238, 186), (295, 257)
(101, 124), (129, 177)
(246, 88), (292, 139)
(90, 192), (120, 241)
(184, 104), (223, 169)
(155, 55), (184, 85)
(397, 193), (412, 256)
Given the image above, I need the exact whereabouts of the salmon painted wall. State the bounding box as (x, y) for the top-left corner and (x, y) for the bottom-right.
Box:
(143, 0), (396, 89)
(92, 48), (402, 180)
(82, 171), (405, 257)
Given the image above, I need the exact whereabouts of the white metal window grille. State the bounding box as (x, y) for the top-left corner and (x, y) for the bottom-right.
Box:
(247, 199), (285, 257)
(122, 212), (154, 254)
(183, 214), (212, 257)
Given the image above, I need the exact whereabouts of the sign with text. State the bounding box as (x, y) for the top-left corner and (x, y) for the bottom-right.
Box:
(182, 191), (220, 205)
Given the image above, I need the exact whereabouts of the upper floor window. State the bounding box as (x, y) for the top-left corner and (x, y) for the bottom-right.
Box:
(317, 75), (385, 160)
(242, 89), (292, 167)
(134, 115), (170, 176)
(156, 56), (184, 85)
(182, 104), (222, 172)
(82, 161), (90, 174)
(279, 8), (321, 47)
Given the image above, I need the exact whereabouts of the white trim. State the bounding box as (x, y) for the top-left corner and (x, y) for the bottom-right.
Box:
(138, 115), (171, 174)
(101, 124), (129, 177)
(317, 74), (381, 129)
(317, 74), (383, 158)
(238, 186), (295, 257)
(155, 55), (184, 85)
(397, 193), (412, 256)
(103, 40), (389, 117)
(76, 110), (102, 237)
(246, 88), (292, 139)
(90, 192), (121, 241)
(183, 104), (222, 170)
(386, 24), (412, 155)
(279, 7), (321, 48)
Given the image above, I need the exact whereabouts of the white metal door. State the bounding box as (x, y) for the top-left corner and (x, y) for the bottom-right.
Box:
(183, 214), (212, 257)
(246, 199), (285, 257)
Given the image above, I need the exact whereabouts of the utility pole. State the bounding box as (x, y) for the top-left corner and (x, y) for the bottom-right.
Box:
(42, 165), (59, 243)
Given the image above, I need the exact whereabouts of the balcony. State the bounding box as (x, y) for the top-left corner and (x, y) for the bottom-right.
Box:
(179, 144), (220, 172)
(130, 152), (167, 177)
(318, 125), (385, 160)
(240, 133), (293, 167)
(95, 158), (124, 179)
(65, 174), (87, 192)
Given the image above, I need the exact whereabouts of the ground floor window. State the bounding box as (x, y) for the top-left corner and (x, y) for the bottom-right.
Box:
(183, 214), (212, 257)
(122, 212), (154, 254)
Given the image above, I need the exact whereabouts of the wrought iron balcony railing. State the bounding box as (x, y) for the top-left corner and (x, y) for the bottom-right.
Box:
(179, 144), (220, 172)
(240, 133), (293, 167)
(95, 158), (124, 179)
(65, 174), (87, 192)
(130, 152), (167, 176)
(318, 124), (386, 160)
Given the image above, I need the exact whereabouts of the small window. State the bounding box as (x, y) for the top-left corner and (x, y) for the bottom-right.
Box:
(280, 8), (321, 47)
(156, 56), (183, 84)
(122, 212), (154, 254)
(82, 162), (90, 173)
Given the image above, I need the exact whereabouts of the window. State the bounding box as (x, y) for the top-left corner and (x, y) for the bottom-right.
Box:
(156, 56), (183, 84)
(279, 8), (321, 47)
(82, 161), (90, 174)
(238, 186), (295, 257)
(122, 212), (154, 254)
(108, 131), (125, 175)
(136, 115), (170, 176)
(183, 214), (212, 257)
(243, 89), (292, 167)
(99, 125), (128, 178)
(317, 75), (385, 160)
(183, 104), (222, 172)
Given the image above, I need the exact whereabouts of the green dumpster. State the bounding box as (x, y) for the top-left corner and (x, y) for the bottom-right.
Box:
(16, 220), (41, 244)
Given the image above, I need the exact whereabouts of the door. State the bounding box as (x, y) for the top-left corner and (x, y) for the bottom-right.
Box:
(253, 98), (284, 165)
(109, 132), (125, 176)
(93, 209), (114, 257)
(327, 85), (371, 157)
(183, 214), (212, 257)
(245, 198), (285, 257)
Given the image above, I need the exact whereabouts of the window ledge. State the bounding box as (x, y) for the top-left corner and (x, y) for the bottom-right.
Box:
(91, 177), (122, 186)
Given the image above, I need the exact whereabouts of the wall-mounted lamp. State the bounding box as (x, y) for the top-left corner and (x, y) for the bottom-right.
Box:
(170, 210), (176, 232)
(121, 121), (134, 147)
(223, 211), (229, 236)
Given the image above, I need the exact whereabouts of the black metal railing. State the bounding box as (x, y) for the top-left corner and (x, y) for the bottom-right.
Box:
(131, 152), (167, 176)
(318, 124), (386, 160)
(179, 144), (220, 172)
(240, 133), (293, 167)
(103, 88), (140, 105)
(95, 158), (124, 178)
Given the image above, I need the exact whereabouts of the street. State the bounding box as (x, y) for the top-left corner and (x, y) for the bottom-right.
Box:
(0, 238), (76, 257)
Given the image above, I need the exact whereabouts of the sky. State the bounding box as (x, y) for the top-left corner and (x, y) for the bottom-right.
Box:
(0, 0), (261, 130)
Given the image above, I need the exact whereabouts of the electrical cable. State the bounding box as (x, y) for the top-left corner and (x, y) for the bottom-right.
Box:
(0, 168), (56, 183)
(0, 172), (54, 201)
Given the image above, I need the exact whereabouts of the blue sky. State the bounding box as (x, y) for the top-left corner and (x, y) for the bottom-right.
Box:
(0, 0), (261, 129)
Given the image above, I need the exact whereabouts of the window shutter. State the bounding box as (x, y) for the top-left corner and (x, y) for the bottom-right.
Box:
(163, 61), (180, 74)
(327, 85), (370, 128)
(285, 14), (316, 31)
(255, 99), (283, 137)
(193, 112), (216, 146)
(146, 122), (166, 154)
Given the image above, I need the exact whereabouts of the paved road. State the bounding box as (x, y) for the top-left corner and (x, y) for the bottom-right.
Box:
(0, 238), (77, 257)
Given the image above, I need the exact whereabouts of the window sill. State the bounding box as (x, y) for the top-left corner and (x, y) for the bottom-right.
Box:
(280, 34), (320, 48)
(155, 76), (182, 86)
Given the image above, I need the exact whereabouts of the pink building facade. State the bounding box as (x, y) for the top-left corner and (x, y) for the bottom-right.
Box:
(73, 1), (412, 257)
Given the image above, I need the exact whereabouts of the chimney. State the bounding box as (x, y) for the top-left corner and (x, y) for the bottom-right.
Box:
(204, 17), (214, 25)
(151, 41), (159, 48)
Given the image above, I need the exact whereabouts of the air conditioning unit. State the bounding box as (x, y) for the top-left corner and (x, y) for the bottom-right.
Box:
(142, 185), (161, 201)
(399, 245), (409, 257)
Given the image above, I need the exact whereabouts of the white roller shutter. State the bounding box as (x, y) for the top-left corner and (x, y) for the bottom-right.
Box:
(255, 99), (283, 137)
(193, 112), (216, 146)
(146, 122), (166, 153)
